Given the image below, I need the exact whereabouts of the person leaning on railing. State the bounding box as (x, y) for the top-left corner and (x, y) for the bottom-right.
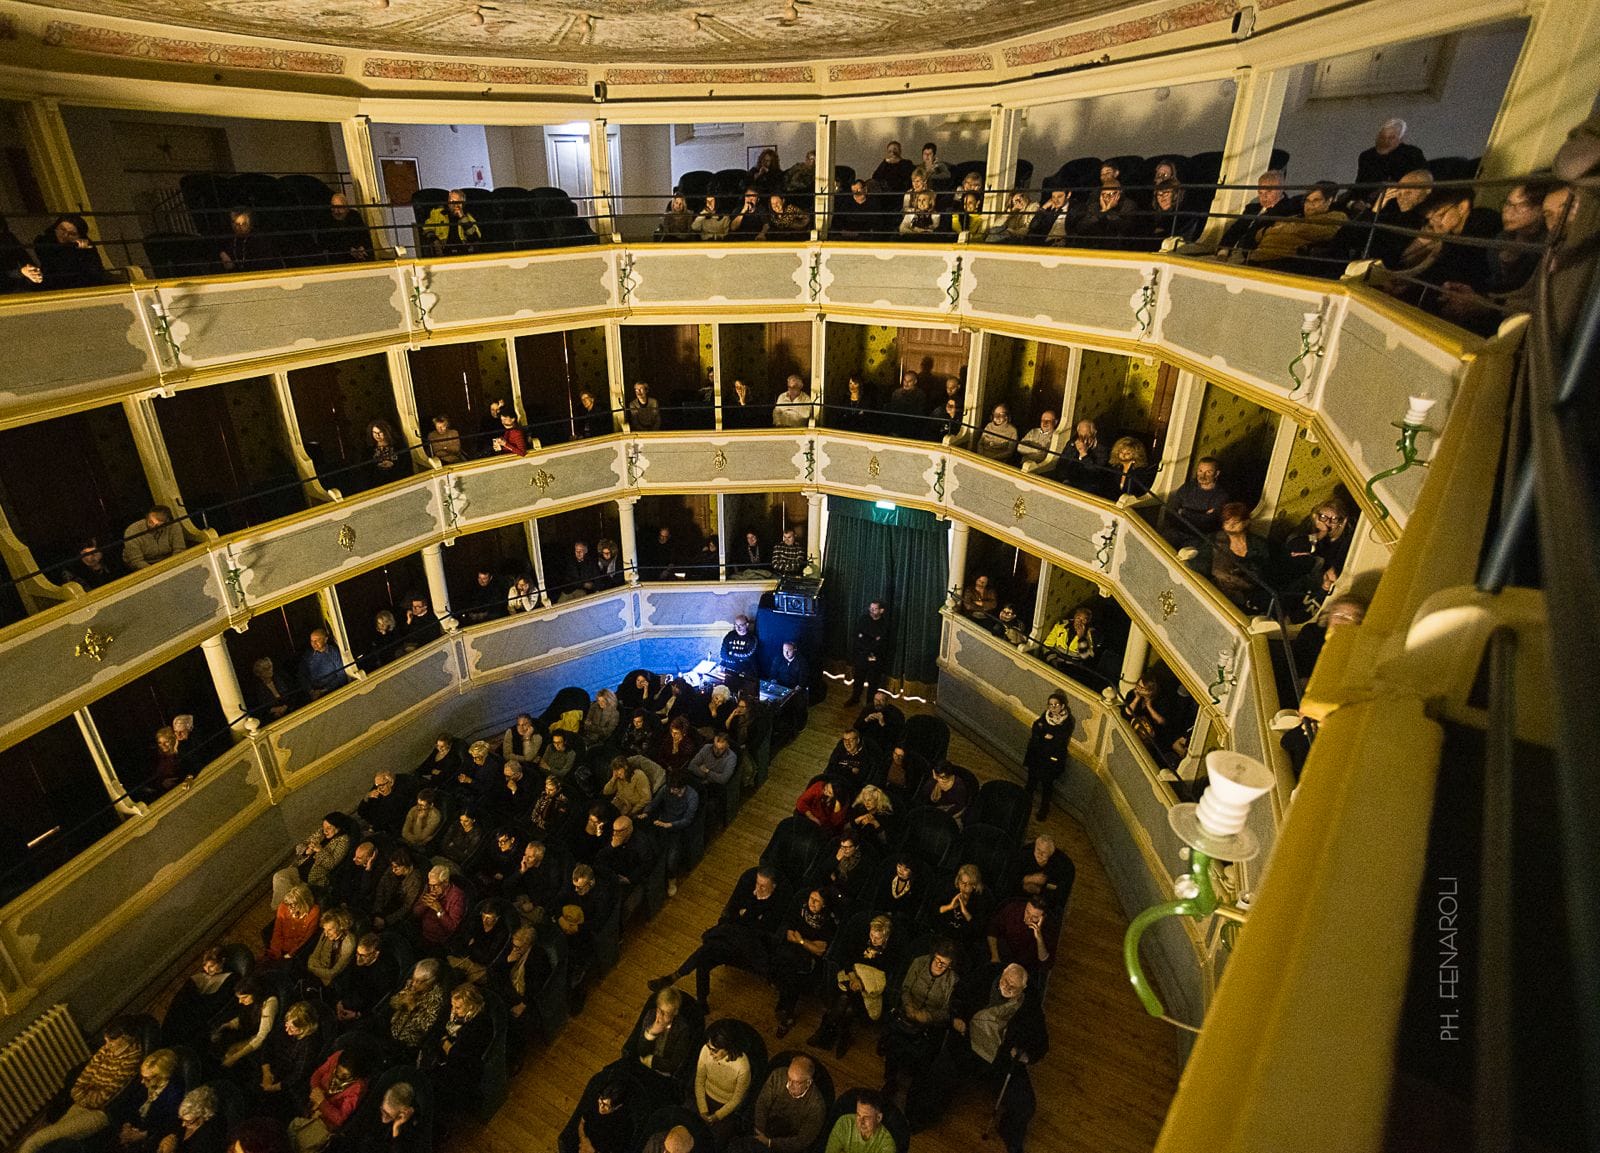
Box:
(121, 504), (188, 571)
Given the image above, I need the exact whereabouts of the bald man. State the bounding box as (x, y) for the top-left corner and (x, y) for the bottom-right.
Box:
(641, 1124), (696, 1153)
(747, 1054), (827, 1152)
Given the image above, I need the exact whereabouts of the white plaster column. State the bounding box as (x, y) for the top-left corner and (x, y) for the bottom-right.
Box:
(524, 519), (552, 606)
(1253, 415), (1304, 526)
(714, 495), (729, 581)
(711, 323), (726, 431)
(589, 117), (616, 240)
(806, 492), (826, 572)
(1030, 565), (1054, 647)
(19, 99), (91, 215)
(1154, 369), (1207, 500)
(616, 496), (641, 584)
(963, 330), (991, 435)
(947, 520), (971, 606)
(809, 319), (827, 421)
(383, 349), (427, 466)
(1200, 67), (1290, 249)
(316, 587), (359, 678)
(503, 336), (535, 441)
(984, 104), (1024, 217)
(605, 321), (628, 433)
(338, 115), (386, 240)
(421, 543), (452, 619)
(74, 709), (144, 818)
(1480, 0), (1600, 185)
(1056, 345), (1086, 425)
(202, 633), (250, 734)
(120, 396), (195, 537)
(814, 114), (836, 238)
(1120, 626), (1151, 697)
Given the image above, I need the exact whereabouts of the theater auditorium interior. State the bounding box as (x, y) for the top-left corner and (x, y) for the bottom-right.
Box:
(0, 0), (1592, 1151)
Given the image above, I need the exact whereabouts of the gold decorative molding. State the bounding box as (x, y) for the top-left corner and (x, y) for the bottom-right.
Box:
(1012, 495), (1028, 520)
(529, 468), (556, 492)
(1159, 589), (1179, 619)
(867, 455), (881, 478)
(711, 449), (728, 474)
(336, 524), (357, 552)
(74, 626), (113, 662)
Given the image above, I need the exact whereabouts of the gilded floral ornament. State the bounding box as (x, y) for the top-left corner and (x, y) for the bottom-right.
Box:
(337, 524), (357, 552)
(1158, 589), (1178, 619)
(75, 626), (113, 662)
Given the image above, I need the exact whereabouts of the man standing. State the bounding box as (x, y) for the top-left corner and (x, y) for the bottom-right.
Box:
(1354, 118), (1427, 202)
(870, 141), (916, 193)
(847, 601), (890, 705)
(914, 142), (952, 189)
(720, 614), (759, 678)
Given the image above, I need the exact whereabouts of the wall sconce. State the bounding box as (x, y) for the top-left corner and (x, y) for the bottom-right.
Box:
(1131, 268), (1159, 336)
(1364, 395), (1437, 521)
(147, 294), (182, 365)
(1207, 647), (1237, 704)
(1287, 308), (1325, 396)
(1124, 751), (1275, 1026)
(410, 269), (439, 337)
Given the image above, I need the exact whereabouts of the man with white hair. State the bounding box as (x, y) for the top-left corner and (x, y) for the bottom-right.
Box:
(1355, 118), (1426, 197)
(413, 864), (466, 949)
(772, 374), (815, 428)
(908, 961), (1047, 1152)
(388, 959), (446, 1053)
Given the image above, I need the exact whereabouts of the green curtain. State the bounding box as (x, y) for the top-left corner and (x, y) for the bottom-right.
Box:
(822, 496), (949, 685)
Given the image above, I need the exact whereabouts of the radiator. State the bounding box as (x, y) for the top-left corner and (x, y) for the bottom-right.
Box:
(0, 1004), (92, 1143)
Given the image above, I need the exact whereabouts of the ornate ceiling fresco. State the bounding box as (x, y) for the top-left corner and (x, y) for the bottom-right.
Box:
(23, 0), (1140, 64)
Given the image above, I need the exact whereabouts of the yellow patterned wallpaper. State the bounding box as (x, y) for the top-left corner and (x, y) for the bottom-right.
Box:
(719, 323), (771, 396)
(822, 322), (899, 399)
(699, 323), (716, 382)
(335, 354), (400, 432)
(1272, 425), (1355, 540)
(862, 324), (899, 388)
(1073, 350), (1159, 437)
(568, 326), (610, 397)
(218, 376), (295, 484)
(1041, 564), (1103, 632)
(1191, 381), (1280, 507)
(474, 337), (512, 399)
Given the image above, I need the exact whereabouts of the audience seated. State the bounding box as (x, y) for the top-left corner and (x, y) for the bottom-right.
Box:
(1246, 181), (1347, 273)
(18, 1019), (144, 1153)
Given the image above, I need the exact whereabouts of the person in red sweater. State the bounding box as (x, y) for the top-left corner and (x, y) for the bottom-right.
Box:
(266, 885), (321, 965)
(288, 1048), (370, 1152)
(490, 410), (529, 457)
(794, 778), (848, 836)
(413, 864), (467, 949)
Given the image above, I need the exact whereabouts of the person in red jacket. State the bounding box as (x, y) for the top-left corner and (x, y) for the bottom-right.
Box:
(413, 864), (467, 949)
(794, 778), (848, 835)
(288, 1048), (370, 1152)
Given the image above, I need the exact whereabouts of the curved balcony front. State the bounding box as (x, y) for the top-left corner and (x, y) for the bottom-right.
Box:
(0, 241), (1485, 535)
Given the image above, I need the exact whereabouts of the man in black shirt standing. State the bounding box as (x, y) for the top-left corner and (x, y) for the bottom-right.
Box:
(1354, 118), (1426, 205)
(847, 600), (890, 705)
(720, 614), (759, 678)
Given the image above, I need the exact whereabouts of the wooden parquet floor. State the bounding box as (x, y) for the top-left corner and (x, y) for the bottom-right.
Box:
(448, 693), (1182, 1153)
(137, 693), (1181, 1152)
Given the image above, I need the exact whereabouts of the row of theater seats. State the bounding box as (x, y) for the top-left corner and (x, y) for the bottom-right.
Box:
(406, 186), (596, 251)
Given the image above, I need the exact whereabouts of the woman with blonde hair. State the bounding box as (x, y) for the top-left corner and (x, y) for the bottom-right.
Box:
(265, 884), (320, 965)
(1106, 435), (1155, 499)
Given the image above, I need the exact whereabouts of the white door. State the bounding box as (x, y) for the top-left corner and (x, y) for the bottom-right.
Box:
(543, 126), (623, 211)
(544, 132), (593, 200)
